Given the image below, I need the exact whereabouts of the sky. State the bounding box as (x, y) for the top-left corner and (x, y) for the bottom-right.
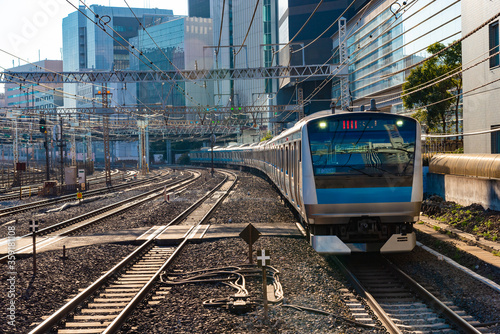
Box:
(0, 0), (188, 71)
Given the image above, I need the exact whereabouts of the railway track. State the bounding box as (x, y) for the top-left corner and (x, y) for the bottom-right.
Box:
(0, 170), (199, 264)
(334, 254), (493, 334)
(0, 169), (125, 202)
(0, 169), (167, 218)
(27, 170), (237, 333)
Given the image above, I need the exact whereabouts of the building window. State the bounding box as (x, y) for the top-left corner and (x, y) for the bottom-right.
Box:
(492, 125), (500, 153)
(489, 21), (499, 68)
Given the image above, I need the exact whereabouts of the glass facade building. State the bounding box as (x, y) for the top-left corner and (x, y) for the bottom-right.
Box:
(5, 60), (63, 110)
(62, 5), (174, 109)
(130, 16), (214, 117)
(331, 0), (461, 113)
(62, 5), (175, 163)
(276, 0), (369, 115)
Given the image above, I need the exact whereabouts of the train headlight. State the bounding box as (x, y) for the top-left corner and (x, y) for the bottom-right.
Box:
(319, 121), (327, 129)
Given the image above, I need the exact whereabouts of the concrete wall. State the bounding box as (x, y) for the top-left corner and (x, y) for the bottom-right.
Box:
(427, 173), (500, 211)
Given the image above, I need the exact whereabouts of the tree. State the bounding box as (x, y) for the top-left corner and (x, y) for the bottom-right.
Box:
(402, 41), (462, 135)
(260, 131), (273, 142)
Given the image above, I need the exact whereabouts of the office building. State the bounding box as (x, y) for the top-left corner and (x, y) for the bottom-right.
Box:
(62, 5), (175, 109)
(330, 0), (461, 114)
(130, 16), (214, 117)
(62, 5), (175, 163)
(462, 0), (500, 153)
(5, 60), (63, 111)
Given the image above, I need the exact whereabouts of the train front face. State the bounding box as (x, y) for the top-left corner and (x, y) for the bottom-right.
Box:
(302, 112), (422, 254)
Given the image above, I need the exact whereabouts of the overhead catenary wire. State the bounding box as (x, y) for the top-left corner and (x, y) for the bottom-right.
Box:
(290, 0), (362, 55)
(215, 0), (226, 57)
(0, 48), (117, 93)
(0, 64), (105, 107)
(71, 1), (203, 108)
(266, 0), (375, 122)
(387, 6), (500, 78)
(286, 0), (414, 114)
(233, 0), (260, 57)
(347, 0), (456, 95)
(294, 0), (408, 110)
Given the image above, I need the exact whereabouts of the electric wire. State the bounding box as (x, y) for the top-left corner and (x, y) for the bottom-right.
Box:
(72, 1), (203, 108)
(348, 1), (458, 94)
(216, 0), (226, 57)
(290, 0), (362, 55)
(292, 0), (405, 111)
(233, 0), (260, 57)
(0, 48), (117, 93)
(388, 8), (500, 77)
(0, 64), (105, 107)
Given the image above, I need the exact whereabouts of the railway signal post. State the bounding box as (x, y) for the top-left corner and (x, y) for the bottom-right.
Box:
(239, 223), (261, 264)
(257, 249), (271, 322)
(29, 220), (39, 276)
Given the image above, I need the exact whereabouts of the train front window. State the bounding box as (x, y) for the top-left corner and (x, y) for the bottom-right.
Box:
(307, 115), (417, 184)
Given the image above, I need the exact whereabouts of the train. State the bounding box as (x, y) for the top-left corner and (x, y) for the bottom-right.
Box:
(191, 109), (423, 254)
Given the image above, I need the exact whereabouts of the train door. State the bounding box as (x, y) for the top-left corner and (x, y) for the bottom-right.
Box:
(285, 145), (289, 196)
(297, 140), (302, 210)
(288, 143), (293, 201)
(292, 141), (298, 205)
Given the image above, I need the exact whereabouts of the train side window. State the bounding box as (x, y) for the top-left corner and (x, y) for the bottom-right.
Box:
(297, 141), (302, 162)
(285, 146), (289, 175)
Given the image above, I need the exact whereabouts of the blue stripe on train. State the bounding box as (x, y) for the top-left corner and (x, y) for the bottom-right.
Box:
(316, 187), (412, 204)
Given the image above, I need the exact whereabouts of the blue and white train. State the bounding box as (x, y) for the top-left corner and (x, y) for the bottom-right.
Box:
(191, 109), (422, 254)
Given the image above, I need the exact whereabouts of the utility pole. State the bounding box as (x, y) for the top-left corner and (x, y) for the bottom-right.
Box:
(96, 85), (112, 186)
(40, 118), (49, 180)
(59, 116), (64, 185)
(339, 17), (350, 110)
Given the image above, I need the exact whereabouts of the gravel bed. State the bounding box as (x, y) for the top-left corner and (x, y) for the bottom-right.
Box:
(0, 243), (137, 334)
(121, 237), (381, 334)
(387, 246), (500, 333)
(210, 172), (297, 225)
(121, 171), (381, 333)
(0, 170), (213, 237)
(0, 169), (134, 208)
(3, 168), (498, 333)
(69, 172), (224, 235)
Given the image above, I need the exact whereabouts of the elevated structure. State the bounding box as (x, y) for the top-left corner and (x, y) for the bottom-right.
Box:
(0, 65), (336, 84)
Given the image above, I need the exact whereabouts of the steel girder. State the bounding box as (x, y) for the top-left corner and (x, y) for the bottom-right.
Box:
(0, 65), (335, 83)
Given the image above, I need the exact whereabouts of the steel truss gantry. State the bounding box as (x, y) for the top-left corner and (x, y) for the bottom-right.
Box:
(0, 65), (337, 84)
(4, 104), (299, 116)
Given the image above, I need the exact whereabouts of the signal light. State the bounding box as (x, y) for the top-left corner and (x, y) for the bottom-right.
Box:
(39, 118), (47, 133)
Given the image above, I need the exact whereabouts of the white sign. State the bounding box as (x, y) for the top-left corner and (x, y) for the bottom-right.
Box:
(257, 249), (270, 267)
(78, 169), (86, 183)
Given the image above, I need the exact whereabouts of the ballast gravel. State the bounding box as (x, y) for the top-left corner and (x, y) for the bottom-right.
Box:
(2, 169), (499, 333)
(0, 243), (137, 334)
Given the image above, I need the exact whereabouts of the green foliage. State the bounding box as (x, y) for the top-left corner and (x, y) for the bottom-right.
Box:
(402, 41), (462, 134)
(260, 131), (273, 142)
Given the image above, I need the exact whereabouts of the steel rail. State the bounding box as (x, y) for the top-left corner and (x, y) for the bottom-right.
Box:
(0, 169), (123, 201)
(331, 256), (403, 334)
(103, 170), (237, 333)
(0, 172), (197, 264)
(28, 169), (237, 333)
(384, 257), (483, 334)
(0, 170), (165, 217)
